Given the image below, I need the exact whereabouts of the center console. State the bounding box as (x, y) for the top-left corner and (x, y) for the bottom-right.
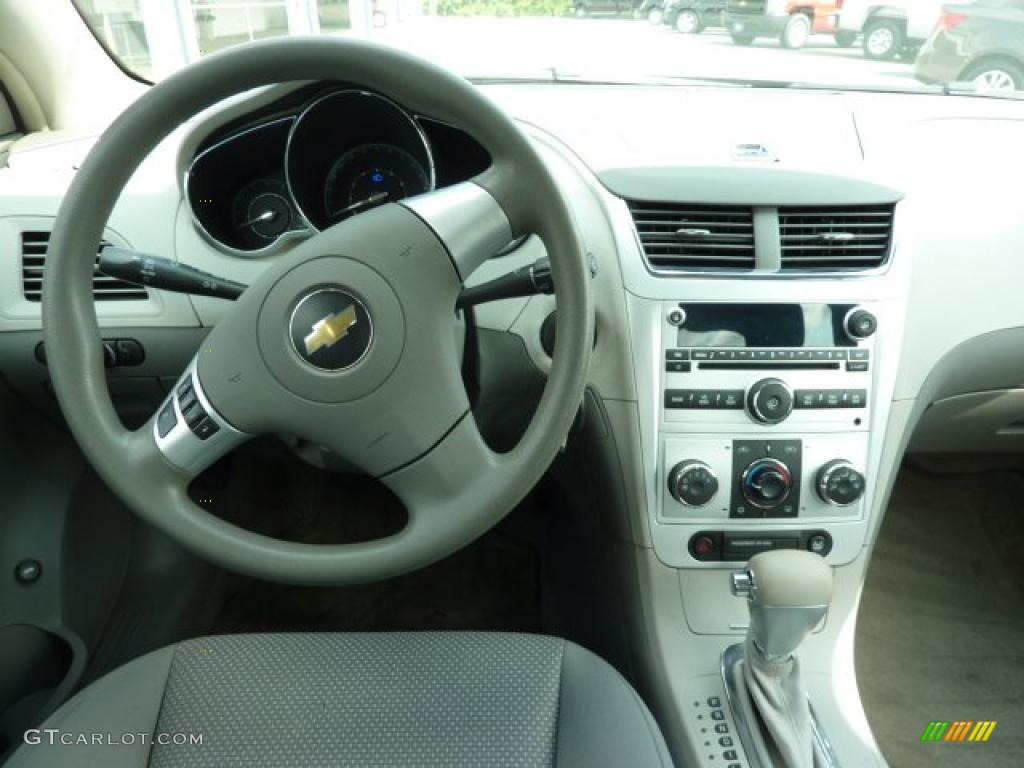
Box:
(656, 301), (879, 566)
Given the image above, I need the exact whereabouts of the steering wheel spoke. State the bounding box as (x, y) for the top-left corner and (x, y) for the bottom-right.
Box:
(402, 181), (514, 281)
(380, 412), (504, 532)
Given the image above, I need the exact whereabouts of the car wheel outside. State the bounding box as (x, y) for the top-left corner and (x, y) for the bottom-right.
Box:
(730, 33), (755, 45)
(962, 59), (1024, 92)
(675, 9), (702, 33)
(863, 18), (903, 60)
(781, 13), (811, 49)
(834, 30), (857, 48)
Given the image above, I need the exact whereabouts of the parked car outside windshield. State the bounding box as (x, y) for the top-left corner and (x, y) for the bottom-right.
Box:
(71, 0), (1024, 95)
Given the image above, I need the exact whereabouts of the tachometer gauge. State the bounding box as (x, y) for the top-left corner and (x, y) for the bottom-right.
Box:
(231, 178), (295, 248)
(323, 143), (431, 224)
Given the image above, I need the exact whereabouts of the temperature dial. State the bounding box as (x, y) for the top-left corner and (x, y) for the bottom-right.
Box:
(816, 460), (865, 506)
(741, 458), (793, 509)
(668, 461), (719, 507)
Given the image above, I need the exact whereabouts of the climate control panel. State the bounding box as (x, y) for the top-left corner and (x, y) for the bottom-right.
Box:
(661, 434), (868, 524)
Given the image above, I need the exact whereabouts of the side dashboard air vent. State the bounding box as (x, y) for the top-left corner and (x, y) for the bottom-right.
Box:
(627, 201), (755, 271)
(21, 231), (149, 302)
(778, 204), (895, 270)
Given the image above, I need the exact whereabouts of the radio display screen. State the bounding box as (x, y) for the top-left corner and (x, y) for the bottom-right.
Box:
(675, 303), (856, 348)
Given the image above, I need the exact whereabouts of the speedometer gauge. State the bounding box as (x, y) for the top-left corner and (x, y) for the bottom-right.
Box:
(323, 143), (430, 224)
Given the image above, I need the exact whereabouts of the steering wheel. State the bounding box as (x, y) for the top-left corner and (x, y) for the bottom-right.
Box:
(42, 39), (593, 585)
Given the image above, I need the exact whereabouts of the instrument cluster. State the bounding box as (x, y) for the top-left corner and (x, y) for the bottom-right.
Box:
(186, 86), (490, 256)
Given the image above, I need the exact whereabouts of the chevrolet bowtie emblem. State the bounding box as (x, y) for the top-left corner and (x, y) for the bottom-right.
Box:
(304, 305), (358, 356)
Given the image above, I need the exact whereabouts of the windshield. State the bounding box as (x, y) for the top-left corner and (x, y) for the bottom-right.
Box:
(72, 0), (1024, 96)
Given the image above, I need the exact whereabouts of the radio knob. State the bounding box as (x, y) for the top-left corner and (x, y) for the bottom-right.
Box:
(668, 460), (719, 507)
(816, 460), (865, 506)
(845, 308), (878, 340)
(746, 378), (794, 424)
(740, 458), (793, 509)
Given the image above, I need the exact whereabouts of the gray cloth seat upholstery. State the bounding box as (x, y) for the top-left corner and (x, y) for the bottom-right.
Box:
(9, 632), (674, 768)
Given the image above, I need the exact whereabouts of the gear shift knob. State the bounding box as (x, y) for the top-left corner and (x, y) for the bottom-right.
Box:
(731, 550), (833, 658)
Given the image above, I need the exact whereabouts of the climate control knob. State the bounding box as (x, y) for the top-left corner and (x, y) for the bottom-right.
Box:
(741, 458), (793, 509)
(746, 378), (794, 424)
(816, 460), (865, 506)
(668, 461), (719, 507)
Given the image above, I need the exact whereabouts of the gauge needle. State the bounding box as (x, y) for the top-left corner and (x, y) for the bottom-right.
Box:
(333, 191), (390, 218)
(240, 209), (276, 229)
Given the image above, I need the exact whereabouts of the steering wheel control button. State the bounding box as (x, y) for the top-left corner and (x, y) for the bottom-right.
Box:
(745, 378), (794, 424)
(14, 559), (42, 585)
(845, 307), (878, 340)
(289, 289), (372, 372)
(191, 417), (221, 441)
(157, 401), (178, 438)
(816, 460), (866, 506)
(668, 461), (719, 507)
(183, 402), (206, 429)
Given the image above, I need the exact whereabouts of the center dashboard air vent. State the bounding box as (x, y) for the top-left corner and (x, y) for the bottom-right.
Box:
(778, 204), (895, 271)
(20, 231), (149, 302)
(627, 201), (755, 272)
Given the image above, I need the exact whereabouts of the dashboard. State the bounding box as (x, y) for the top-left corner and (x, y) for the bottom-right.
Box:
(4, 74), (1024, 768)
(185, 83), (490, 255)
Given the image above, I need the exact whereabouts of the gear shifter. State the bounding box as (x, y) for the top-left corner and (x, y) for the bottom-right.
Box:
(732, 549), (832, 658)
(727, 550), (834, 768)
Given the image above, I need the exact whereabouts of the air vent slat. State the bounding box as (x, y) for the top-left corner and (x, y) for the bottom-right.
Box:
(627, 200), (755, 272)
(20, 231), (149, 302)
(778, 204), (895, 271)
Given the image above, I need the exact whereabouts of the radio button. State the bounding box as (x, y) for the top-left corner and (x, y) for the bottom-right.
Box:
(770, 350), (794, 361)
(824, 391), (842, 408)
(845, 308), (878, 340)
(665, 361), (692, 373)
(847, 389), (867, 408)
(734, 350), (753, 360)
(827, 349), (849, 360)
(722, 390), (744, 409)
(695, 392), (714, 408)
(666, 349), (690, 361)
(795, 390), (819, 409)
(692, 349), (712, 361)
(846, 361), (870, 372)
(665, 390), (693, 408)
(849, 349), (870, 361)
(809, 350), (829, 361)
(753, 350), (771, 361)
(792, 350), (810, 361)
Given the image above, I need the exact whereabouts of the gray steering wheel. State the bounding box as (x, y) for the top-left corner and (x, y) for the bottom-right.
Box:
(42, 38), (593, 585)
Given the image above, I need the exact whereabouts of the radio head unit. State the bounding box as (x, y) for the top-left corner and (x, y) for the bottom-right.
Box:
(671, 302), (862, 349)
